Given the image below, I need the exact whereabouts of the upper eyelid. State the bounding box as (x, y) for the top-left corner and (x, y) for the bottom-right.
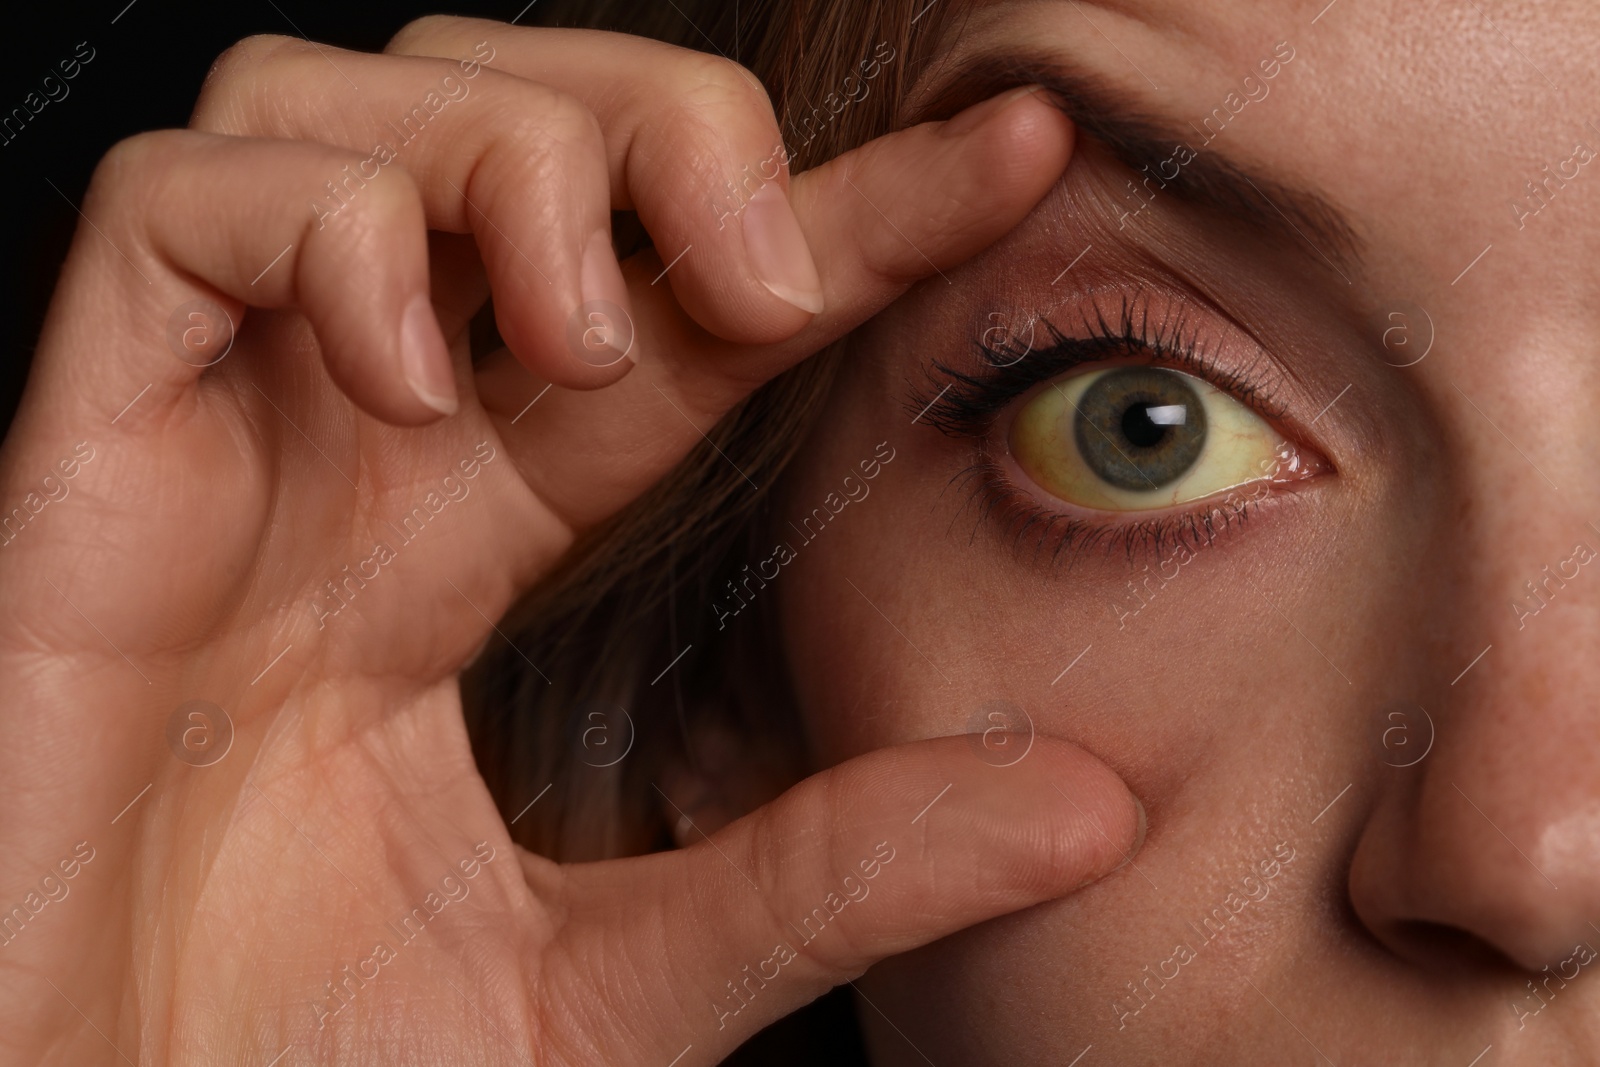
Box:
(908, 288), (1295, 439)
(902, 285), (1332, 567)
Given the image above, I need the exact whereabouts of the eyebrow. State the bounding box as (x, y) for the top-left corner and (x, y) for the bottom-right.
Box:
(909, 52), (1363, 279)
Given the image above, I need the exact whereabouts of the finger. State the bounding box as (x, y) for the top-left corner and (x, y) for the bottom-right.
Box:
(41, 129), (455, 425)
(385, 17), (826, 341)
(793, 86), (1071, 319)
(192, 35), (633, 390)
(189, 29), (1068, 530)
(486, 88), (1073, 529)
(544, 735), (1143, 1066)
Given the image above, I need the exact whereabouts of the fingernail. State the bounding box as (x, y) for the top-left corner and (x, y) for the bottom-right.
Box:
(1076, 795), (1147, 889)
(399, 294), (458, 416)
(743, 182), (824, 315)
(580, 228), (638, 363)
(942, 84), (1045, 138)
(1123, 795), (1148, 863)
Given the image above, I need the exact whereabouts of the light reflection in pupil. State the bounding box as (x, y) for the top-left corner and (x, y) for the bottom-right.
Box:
(1122, 403), (1175, 448)
(1073, 367), (1208, 490)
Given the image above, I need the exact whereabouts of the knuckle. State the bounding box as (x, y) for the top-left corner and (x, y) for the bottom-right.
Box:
(194, 34), (303, 127)
(86, 130), (191, 246)
(92, 130), (177, 196)
(299, 144), (424, 255)
(201, 34), (300, 91)
(484, 89), (603, 179)
(649, 55), (782, 200)
(746, 771), (865, 975)
(523, 88), (603, 150)
(918, 187), (987, 246)
(385, 14), (465, 55)
(748, 800), (795, 893)
(335, 159), (421, 227)
(673, 52), (772, 120)
(540, 97), (608, 158)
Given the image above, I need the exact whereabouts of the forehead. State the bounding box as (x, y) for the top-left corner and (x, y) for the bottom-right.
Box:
(931, 0), (1600, 307)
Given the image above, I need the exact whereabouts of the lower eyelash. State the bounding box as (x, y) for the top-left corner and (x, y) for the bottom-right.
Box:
(911, 289), (1298, 567)
(947, 451), (1278, 567)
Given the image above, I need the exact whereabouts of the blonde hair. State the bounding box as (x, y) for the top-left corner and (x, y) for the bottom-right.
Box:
(464, 0), (965, 861)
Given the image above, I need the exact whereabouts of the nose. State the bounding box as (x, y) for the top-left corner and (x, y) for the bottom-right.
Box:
(1349, 528), (1600, 973)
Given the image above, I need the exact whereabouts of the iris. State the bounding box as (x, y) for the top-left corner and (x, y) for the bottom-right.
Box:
(1072, 368), (1207, 491)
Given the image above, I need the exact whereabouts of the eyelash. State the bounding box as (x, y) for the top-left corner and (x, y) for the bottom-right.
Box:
(908, 290), (1299, 566)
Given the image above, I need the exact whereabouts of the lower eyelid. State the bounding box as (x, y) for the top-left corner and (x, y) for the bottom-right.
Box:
(962, 448), (1313, 567)
(994, 437), (1283, 519)
(964, 383), (1328, 566)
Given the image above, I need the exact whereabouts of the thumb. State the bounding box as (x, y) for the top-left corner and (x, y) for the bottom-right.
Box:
(543, 735), (1144, 1066)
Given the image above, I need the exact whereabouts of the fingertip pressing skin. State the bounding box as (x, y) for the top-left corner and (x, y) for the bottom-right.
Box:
(1093, 794), (1149, 887)
(954, 736), (1146, 900)
(928, 85), (1077, 251)
(940, 83), (1049, 138)
(783, 85), (1074, 309)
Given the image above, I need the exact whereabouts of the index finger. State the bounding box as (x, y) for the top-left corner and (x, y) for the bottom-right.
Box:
(478, 86), (1073, 531)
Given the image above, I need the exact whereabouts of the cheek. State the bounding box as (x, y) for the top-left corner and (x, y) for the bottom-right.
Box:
(781, 478), (1429, 789)
(776, 403), (982, 762)
(777, 368), (1438, 786)
(774, 303), (1468, 1057)
(780, 478), (1445, 1058)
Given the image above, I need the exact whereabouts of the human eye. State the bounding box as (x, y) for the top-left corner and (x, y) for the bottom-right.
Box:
(1012, 364), (1287, 510)
(912, 288), (1330, 561)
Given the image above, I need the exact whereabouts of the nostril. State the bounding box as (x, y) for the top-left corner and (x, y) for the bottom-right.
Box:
(1387, 920), (1518, 972)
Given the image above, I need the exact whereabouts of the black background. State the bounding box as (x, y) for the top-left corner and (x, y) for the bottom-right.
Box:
(1, 0), (867, 1062)
(3, 1), (512, 435)
(2, 0), (515, 432)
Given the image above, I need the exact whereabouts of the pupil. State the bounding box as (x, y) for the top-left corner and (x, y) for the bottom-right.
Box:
(1071, 367), (1208, 492)
(1121, 403), (1169, 449)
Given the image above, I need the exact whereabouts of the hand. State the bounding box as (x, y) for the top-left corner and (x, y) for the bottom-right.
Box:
(0, 17), (1140, 1065)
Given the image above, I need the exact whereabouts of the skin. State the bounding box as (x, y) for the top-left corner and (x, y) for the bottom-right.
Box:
(0, 15), (1150, 1067)
(776, 0), (1600, 1062)
(9, 2), (1598, 1064)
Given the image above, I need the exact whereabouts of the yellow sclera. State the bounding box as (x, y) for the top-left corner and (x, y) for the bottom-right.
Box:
(1008, 366), (1286, 511)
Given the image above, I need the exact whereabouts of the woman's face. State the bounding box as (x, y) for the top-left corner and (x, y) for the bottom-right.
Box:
(777, 0), (1600, 1061)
